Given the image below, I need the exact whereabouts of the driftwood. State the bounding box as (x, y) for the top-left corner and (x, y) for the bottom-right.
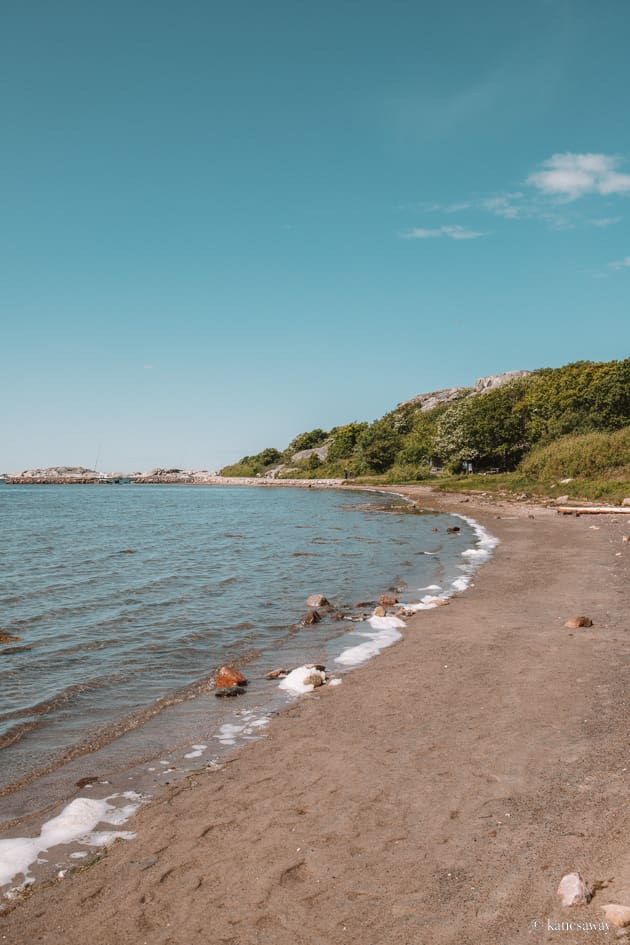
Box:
(557, 506), (630, 515)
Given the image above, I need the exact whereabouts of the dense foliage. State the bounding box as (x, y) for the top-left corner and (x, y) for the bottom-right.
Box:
(220, 358), (630, 483)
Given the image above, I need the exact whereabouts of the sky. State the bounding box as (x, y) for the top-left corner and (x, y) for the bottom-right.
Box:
(1, 0), (629, 471)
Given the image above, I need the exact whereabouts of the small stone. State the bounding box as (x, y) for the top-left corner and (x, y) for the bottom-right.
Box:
(621, 498), (630, 507)
(557, 871), (592, 906)
(301, 610), (321, 625)
(265, 668), (288, 679)
(555, 495), (570, 504)
(602, 904), (630, 928)
(0, 632), (21, 644)
(135, 855), (158, 871)
(373, 605), (386, 617)
(306, 594), (329, 608)
(379, 594), (398, 607)
(305, 663), (326, 671)
(75, 776), (99, 789)
(564, 616), (593, 629)
(214, 686), (246, 698)
(446, 526), (460, 535)
(431, 527), (439, 532)
(622, 536), (629, 543)
(302, 672), (325, 688)
(215, 665), (248, 688)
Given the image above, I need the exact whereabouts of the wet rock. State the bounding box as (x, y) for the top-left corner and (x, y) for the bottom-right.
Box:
(301, 610), (321, 625)
(396, 607), (416, 617)
(0, 632), (21, 644)
(265, 668), (289, 679)
(446, 526), (460, 534)
(305, 663), (326, 672)
(564, 616), (593, 629)
(373, 605), (386, 617)
(355, 601), (375, 608)
(379, 594), (398, 606)
(432, 527), (439, 532)
(601, 905), (630, 928)
(214, 686), (246, 698)
(75, 776), (99, 789)
(306, 594), (329, 608)
(215, 665), (248, 688)
(119, 549), (137, 554)
(557, 872), (592, 906)
(303, 672), (325, 688)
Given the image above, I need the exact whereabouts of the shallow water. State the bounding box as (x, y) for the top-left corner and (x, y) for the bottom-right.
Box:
(0, 484), (476, 807)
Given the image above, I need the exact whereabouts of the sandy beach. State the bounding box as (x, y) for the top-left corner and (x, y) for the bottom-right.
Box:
(2, 488), (629, 945)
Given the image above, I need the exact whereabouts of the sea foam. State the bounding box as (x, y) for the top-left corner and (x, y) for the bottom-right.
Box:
(0, 792), (143, 891)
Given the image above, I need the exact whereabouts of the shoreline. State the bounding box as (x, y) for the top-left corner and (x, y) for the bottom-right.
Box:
(1, 488), (629, 943)
(0, 488), (481, 855)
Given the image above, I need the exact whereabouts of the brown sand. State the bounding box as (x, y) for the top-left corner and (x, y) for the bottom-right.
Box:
(2, 489), (629, 945)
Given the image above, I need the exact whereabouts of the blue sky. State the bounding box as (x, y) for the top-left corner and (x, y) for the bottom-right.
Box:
(1, 0), (629, 471)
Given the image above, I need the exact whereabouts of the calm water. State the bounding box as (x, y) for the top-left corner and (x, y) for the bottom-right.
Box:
(0, 484), (476, 807)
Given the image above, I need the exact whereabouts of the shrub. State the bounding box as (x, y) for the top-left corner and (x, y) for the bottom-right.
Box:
(519, 426), (630, 480)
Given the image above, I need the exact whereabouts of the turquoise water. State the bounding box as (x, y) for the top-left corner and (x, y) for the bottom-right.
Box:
(0, 484), (476, 804)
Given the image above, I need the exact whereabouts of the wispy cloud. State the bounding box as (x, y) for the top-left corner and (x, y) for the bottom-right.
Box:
(402, 224), (487, 241)
(608, 255), (630, 271)
(528, 153), (630, 201)
(590, 216), (623, 228)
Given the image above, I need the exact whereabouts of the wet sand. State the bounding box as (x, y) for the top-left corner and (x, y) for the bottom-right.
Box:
(2, 488), (629, 945)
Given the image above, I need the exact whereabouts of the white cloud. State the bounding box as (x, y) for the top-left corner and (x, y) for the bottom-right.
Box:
(528, 153), (630, 200)
(608, 256), (630, 271)
(481, 193), (524, 219)
(590, 216), (623, 227)
(402, 224), (486, 241)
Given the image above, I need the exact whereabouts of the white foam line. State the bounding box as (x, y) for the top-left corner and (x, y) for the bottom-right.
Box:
(331, 510), (497, 667)
(334, 615), (405, 667)
(0, 792), (145, 891)
(213, 714), (270, 747)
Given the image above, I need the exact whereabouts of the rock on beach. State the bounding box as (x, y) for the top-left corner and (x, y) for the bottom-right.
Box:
(564, 616), (593, 629)
(306, 594), (329, 608)
(215, 666), (248, 688)
(557, 872), (592, 906)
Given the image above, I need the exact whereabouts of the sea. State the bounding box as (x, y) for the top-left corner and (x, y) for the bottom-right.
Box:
(0, 483), (496, 891)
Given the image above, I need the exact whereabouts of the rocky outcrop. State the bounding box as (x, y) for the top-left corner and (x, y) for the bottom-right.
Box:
(473, 370), (532, 393)
(401, 370), (532, 410)
(132, 469), (218, 484)
(5, 466), (101, 483)
(401, 386), (469, 411)
(291, 444), (330, 463)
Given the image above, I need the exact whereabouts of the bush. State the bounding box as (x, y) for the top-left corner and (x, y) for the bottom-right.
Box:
(519, 426), (630, 480)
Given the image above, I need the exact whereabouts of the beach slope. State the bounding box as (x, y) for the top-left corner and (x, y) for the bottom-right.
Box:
(2, 492), (629, 945)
